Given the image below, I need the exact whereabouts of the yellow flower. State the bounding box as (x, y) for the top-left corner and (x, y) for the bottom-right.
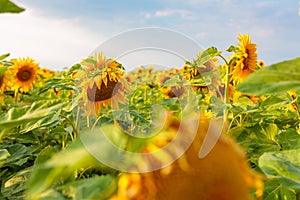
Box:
(0, 65), (9, 92)
(10, 57), (38, 92)
(0, 75), (4, 91)
(287, 90), (299, 111)
(165, 85), (185, 98)
(183, 56), (218, 81)
(77, 53), (126, 116)
(38, 67), (55, 79)
(111, 115), (263, 200)
(231, 34), (258, 81)
(257, 60), (265, 68)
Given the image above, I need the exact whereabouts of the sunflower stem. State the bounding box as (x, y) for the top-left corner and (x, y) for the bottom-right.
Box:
(92, 115), (101, 130)
(59, 114), (77, 141)
(14, 89), (18, 103)
(219, 55), (231, 123)
(86, 116), (91, 128)
(75, 106), (81, 133)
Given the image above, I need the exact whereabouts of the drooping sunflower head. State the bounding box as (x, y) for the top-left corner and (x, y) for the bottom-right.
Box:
(231, 34), (258, 81)
(10, 57), (38, 92)
(182, 55), (218, 81)
(77, 53), (126, 116)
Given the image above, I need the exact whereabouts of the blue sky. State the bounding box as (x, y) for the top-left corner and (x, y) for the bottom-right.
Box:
(0, 0), (299, 70)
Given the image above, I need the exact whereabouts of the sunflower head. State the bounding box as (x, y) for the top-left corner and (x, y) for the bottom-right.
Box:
(38, 67), (55, 80)
(77, 53), (126, 116)
(0, 65), (9, 92)
(10, 57), (38, 93)
(230, 34), (258, 81)
(110, 115), (263, 200)
(182, 56), (218, 81)
(257, 60), (265, 68)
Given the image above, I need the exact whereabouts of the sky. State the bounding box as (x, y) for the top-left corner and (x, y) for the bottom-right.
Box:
(0, 0), (299, 71)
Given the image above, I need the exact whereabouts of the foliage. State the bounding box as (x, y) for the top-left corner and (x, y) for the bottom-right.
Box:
(0, 35), (300, 199)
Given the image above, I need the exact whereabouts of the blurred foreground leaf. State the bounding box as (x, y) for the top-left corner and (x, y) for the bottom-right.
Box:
(26, 131), (116, 199)
(57, 175), (117, 200)
(0, 0), (24, 13)
(263, 180), (297, 200)
(238, 57), (300, 95)
(0, 53), (10, 61)
(259, 149), (300, 191)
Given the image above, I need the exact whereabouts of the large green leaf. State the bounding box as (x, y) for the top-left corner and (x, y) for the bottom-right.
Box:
(238, 57), (300, 95)
(263, 180), (297, 200)
(1, 168), (31, 199)
(258, 149), (300, 190)
(196, 46), (221, 65)
(0, 100), (66, 140)
(57, 175), (117, 200)
(0, 144), (37, 168)
(0, 0), (24, 13)
(26, 134), (112, 199)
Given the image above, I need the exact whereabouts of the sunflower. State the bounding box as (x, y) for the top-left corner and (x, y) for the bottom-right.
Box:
(77, 53), (126, 116)
(0, 75), (7, 93)
(257, 60), (265, 68)
(183, 56), (218, 81)
(230, 34), (258, 81)
(0, 65), (9, 92)
(10, 57), (38, 93)
(110, 115), (263, 200)
(165, 85), (185, 98)
(38, 67), (55, 80)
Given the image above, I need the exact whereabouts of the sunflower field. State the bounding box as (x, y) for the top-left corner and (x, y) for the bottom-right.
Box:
(1, 2), (300, 200)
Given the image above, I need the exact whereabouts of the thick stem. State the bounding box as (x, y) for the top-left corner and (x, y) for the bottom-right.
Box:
(86, 116), (91, 128)
(59, 114), (77, 141)
(14, 89), (18, 103)
(75, 106), (81, 134)
(219, 55), (231, 123)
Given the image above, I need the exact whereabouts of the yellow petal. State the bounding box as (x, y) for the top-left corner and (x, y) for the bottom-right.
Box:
(103, 76), (108, 86)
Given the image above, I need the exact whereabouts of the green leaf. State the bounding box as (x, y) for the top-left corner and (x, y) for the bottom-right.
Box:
(162, 75), (182, 87)
(38, 189), (66, 200)
(196, 47), (221, 66)
(0, 53), (10, 60)
(277, 128), (300, 150)
(263, 180), (297, 200)
(238, 57), (300, 95)
(26, 136), (111, 199)
(0, 149), (10, 164)
(0, 144), (37, 167)
(0, 66), (7, 76)
(67, 63), (82, 76)
(20, 109), (61, 134)
(0, 100), (66, 139)
(58, 175), (117, 200)
(260, 123), (278, 142)
(259, 149), (300, 190)
(226, 45), (238, 52)
(0, 0), (25, 14)
(1, 168), (32, 199)
(34, 146), (58, 166)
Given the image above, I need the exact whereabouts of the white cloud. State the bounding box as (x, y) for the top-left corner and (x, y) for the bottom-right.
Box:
(0, 7), (102, 70)
(250, 27), (275, 39)
(145, 9), (194, 20)
(195, 32), (208, 39)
